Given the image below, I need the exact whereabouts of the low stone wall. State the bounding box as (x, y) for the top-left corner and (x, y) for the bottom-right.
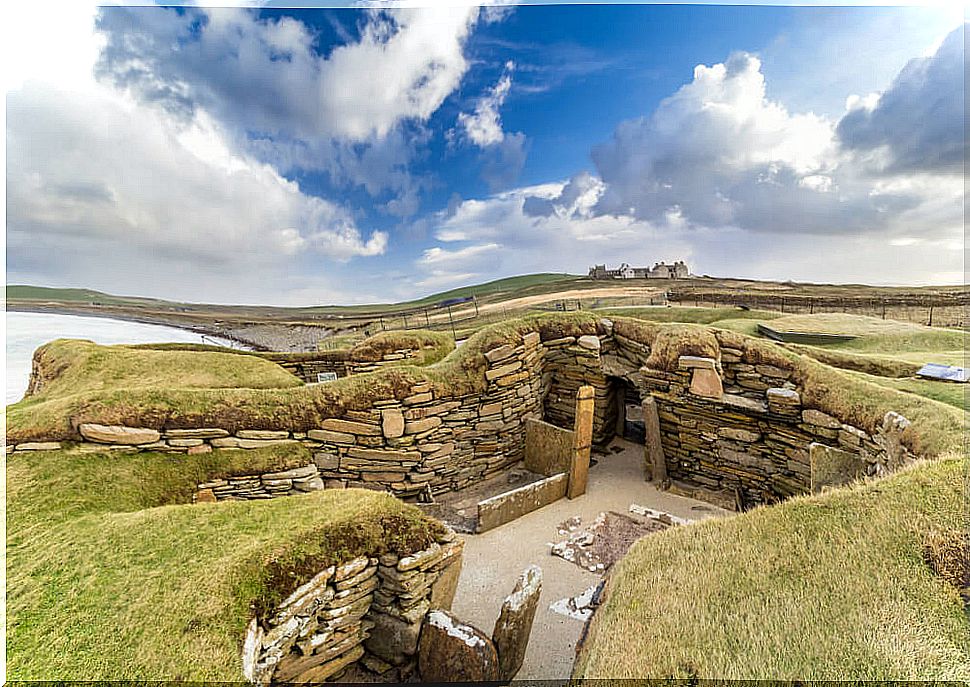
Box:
(272, 344), (441, 384)
(11, 316), (922, 510)
(194, 464), (323, 502)
(244, 530), (463, 684)
(625, 351), (913, 509)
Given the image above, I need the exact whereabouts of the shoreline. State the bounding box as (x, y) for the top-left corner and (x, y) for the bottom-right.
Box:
(7, 304), (258, 348)
(6, 305), (336, 352)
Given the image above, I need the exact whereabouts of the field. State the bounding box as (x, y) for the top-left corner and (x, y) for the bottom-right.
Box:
(7, 445), (442, 680)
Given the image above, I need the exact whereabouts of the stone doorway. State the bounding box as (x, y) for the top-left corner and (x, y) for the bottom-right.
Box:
(611, 378), (645, 445)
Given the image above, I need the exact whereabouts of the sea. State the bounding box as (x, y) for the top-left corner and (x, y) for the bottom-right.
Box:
(6, 311), (236, 404)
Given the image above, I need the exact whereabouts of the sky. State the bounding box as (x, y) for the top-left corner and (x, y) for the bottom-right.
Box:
(3, 1), (966, 305)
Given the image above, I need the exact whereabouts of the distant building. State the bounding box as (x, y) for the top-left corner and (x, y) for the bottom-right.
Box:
(588, 260), (690, 280)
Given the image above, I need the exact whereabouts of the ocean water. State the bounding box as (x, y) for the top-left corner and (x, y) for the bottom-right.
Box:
(6, 312), (234, 404)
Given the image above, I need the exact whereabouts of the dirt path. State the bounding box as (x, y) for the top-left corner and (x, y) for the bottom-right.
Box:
(449, 438), (729, 679)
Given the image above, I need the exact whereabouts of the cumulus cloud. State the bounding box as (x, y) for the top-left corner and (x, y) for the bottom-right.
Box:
(587, 50), (961, 237)
(836, 23), (966, 174)
(5, 3), (392, 304)
(96, 6), (482, 143)
(458, 61), (515, 146)
(454, 61), (527, 190)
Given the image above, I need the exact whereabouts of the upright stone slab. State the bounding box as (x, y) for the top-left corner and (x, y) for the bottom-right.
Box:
(418, 610), (499, 682)
(642, 396), (666, 484)
(492, 565), (542, 680)
(809, 442), (864, 493)
(568, 385), (595, 499)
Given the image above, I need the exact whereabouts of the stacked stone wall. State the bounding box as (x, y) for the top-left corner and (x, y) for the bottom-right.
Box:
(243, 530), (463, 683)
(542, 334), (616, 445)
(274, 344), (439, 384)
(638, 355), (913, 508)
(9, 318), (918, 509)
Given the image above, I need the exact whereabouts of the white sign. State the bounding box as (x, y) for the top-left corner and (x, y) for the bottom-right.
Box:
(316, 372), (338, 383)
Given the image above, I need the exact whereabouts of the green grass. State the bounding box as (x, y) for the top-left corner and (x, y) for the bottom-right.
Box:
(27, 339), (303, 398)
(7, 284), (165, 306)
(844, 371), (969, 412)
(763, 313), (966, 354)
(597, 305), (782, 326)
(575, 457), (970, 680)
(7, 445), (443, 680)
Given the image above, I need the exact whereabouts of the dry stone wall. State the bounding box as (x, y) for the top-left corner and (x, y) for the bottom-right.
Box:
(243, 530), (463, 684)
(605, 333), (914, 508)
(272, 344), (440, 384)
(11, 317), (918, 510)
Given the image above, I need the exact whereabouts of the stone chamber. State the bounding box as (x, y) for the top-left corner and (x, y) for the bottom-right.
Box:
(7, 312), (932, 682)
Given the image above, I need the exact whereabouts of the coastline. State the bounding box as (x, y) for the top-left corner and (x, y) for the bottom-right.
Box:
(6, 304), (335, 352)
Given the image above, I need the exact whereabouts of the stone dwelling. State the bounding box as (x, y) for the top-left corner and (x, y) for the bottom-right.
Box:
(588, 261), (690, 279)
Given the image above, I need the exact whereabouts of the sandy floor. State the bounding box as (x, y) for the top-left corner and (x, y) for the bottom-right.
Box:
(449, 438), (729, 680)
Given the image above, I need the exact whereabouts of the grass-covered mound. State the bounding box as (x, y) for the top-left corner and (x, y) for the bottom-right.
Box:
(7, 313), (964, 459)
(763, 313), (966, 354)
(26, 338), (303, 398)
(575, 456), (970, 680)
(7, 445), (444, 680)
(5, 312), (602, 443)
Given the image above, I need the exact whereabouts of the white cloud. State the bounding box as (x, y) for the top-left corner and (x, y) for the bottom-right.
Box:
(5, 3), (389, 304)
(419, 242), (501, 266)
(96, 6), (482, 143)
(837, 23), (966, 174)
(458, 61), (515, 147)
(589, 50), (962, 239)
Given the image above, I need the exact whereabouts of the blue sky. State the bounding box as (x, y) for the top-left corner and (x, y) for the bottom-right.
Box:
(4, 2), (965, 304)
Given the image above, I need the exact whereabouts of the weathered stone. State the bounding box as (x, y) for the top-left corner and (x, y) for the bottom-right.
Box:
(263, 465), (318, 480)
(164, 428), (229, 439)
(802, 409), (841, 429)
(404, 416), (442, 435)
(236, 429), (290, 440)
(79, 423), (160, 445)
(195, 488), (217, 503)
(287, 644), (364, 683)
(429, 558), (463, 611)
(335, 556), (371, 582)
(308, 429), (356, 444)
(678, 355), (717, 370)
(320, 418), (382, 436)
(15, 441), (62, 451)
(492, 565), (542, 680)
(577, 335), (601, 351)
(382, 409), (405, 439)
(485, 362), (522, 381)
(717, 427), (760, 443)
(689, 368), (723, 399)
(397, 542), (442, 572)
(810, 442), (864, 493)
(766, 387), (801, 405)
(478, 473), (568, 532)
(365, 611), (422, 665)
(484, 344), (515, 363)
(418, 610), (499, 682)
(347, 447), (421, 463)
(168, 438), (204, 447)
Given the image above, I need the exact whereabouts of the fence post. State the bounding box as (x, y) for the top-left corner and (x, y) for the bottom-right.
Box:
(928, 305), (934, 327)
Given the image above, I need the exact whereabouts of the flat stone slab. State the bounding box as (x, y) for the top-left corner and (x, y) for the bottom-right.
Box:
(810, 442), (865, 493)
(477, 473), (568, 533)
(492, 565), (542, 680)
(418, 610), (499, 682)
(79, 423), (160, 445)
